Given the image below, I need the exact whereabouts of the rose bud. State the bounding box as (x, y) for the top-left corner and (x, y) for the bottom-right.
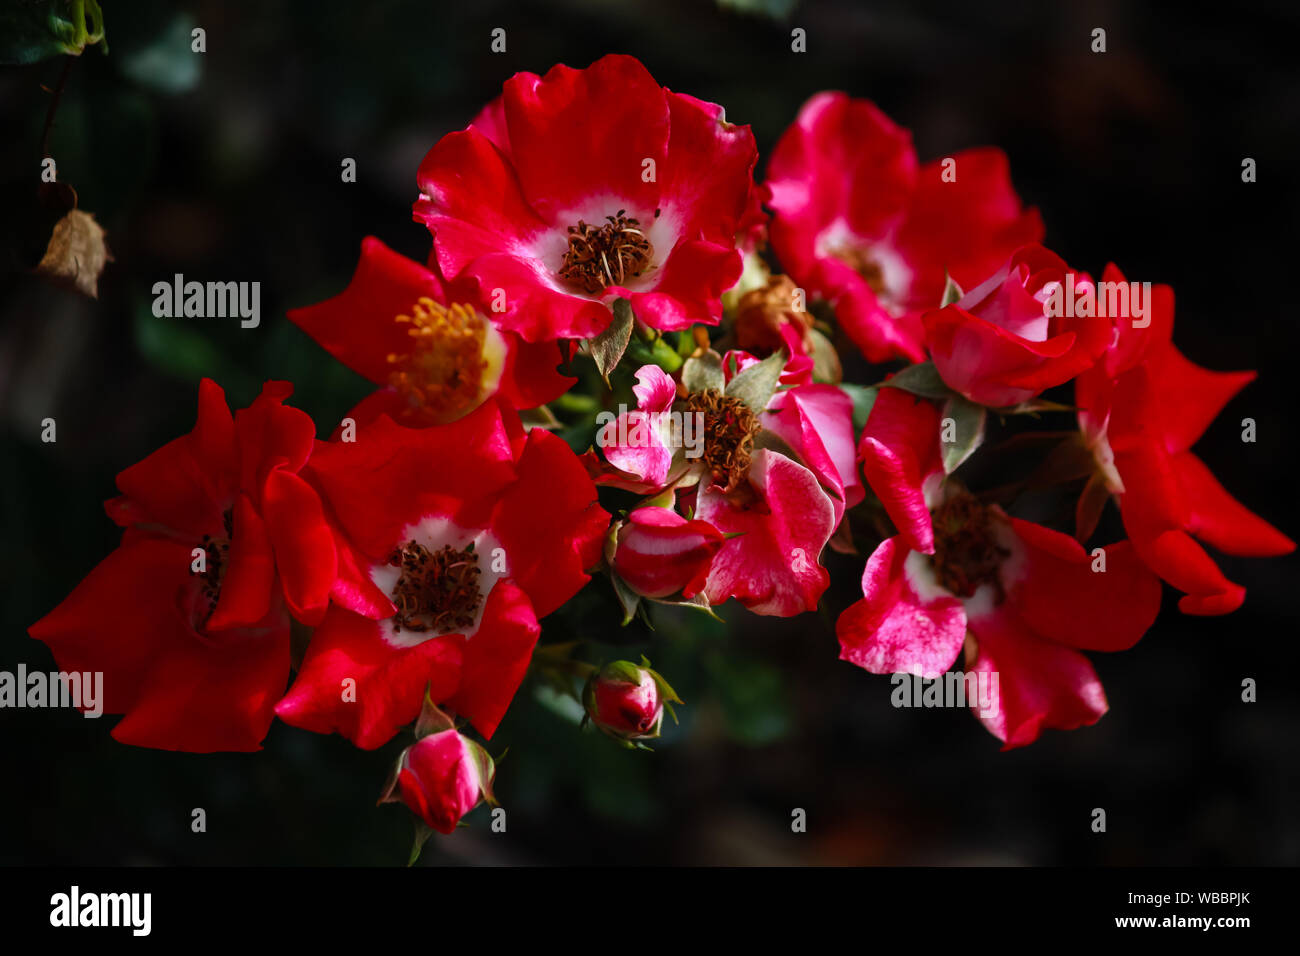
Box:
(393, 729), (496, 835)
(582, 659), (682, 746)
(611, 506), (725, 599)
(921, 243), (1112, 407)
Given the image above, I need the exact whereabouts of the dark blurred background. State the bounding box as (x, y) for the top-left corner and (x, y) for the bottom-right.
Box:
(1, 0), (1297, 865)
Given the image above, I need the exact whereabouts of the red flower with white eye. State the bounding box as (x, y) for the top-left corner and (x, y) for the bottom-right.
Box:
(28, 380), (336, 752)
(274, 401), (608, 748)
(766, 92), (1043, 363)
(289, 237), (573, 429)
(1075, 266), (1294, 614)
(414, 54), (757, 342)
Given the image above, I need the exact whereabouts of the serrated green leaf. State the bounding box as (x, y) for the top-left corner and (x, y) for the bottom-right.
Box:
(609, 570), (641, 625)
(724, 348), (786, 413)
(839, 383), (880, 432)
(682, 349), (724, 393)
(588, 298), (634, 386)
(939, 394), (986, 473)
(882, 361), (953, 400)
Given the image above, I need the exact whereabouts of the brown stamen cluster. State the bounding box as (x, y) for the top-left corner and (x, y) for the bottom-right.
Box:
(387, 541), (484, 635)
(197, 508), (235, 622)
(387, 297), (488, 421)
(558, 210), (654, 294)
(682, 389), (762, 493)
(732, 274), (816, 356)
(931, 493), (1009, 600)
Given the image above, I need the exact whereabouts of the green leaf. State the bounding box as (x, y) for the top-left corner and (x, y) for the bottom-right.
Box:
(940, 272), (964, 308)
(681, 349), (724, 394)
(609, 570), (641, 625)
(808, 328), (842, 384)
(407, 821), (434, 866)
(724, 348), (786, 413)
(0, 0), (107, 65)
(939, 394), (986, 473)
(588, 298), (634, 386)
(882, 361), (953, 400)
(839, 383), (880, 432)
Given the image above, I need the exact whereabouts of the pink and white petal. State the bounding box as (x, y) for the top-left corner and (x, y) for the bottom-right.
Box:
(762, 384), (862, 525)
(631, 364), (678, 414)
(698, 450), (835, 616)
(836, 535), (967, 678)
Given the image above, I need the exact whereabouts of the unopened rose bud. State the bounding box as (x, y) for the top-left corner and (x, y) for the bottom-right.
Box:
(611, 506), (724, 599)
(582, 659), (682, 745)
(394, 729), (495, 834)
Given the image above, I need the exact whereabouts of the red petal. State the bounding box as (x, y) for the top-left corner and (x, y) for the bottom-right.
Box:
(491, 428), (608, 618)
(1174, 451), (1294, 556)
(1004, 517), (1161, 652)
(967, 606), (1107, 749)
(446, 580), (541, 739)
(288, 237), (446, 385)
(275, 607), (464, 750)
(836, 536), (967, 677)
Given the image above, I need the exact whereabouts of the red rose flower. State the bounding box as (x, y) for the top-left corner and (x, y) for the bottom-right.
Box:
(766, 92), (1043, 362)
(289, 237), (573, 429)
(394, 728), (495, 835)
(922, 244), (1112, 407)
(414, 54), (757, 342)
(28, 380), (336, 751)
(274, 400), (608, 748)
(1075, 266), (1294, 614)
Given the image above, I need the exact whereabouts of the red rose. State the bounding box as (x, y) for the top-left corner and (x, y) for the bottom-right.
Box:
(274, 400), (608, 748)
(414, 54), (757, 342)
(289, 237), (574, 429)
(29, 380), (336, 751)
(922, 244), (1113, 407)
(766, 92), (1042, 362)
(1075, 266), (1294, 614)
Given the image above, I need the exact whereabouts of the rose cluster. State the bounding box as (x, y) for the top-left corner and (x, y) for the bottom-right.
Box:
(30, 55), (1292, 850)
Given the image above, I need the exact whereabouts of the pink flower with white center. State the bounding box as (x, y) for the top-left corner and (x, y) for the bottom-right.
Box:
(842, 382), (1162, 747)
(596, 353), (858, 616)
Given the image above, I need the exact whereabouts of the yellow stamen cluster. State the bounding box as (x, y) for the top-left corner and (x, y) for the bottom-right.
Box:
(387, 297), (488, 420)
